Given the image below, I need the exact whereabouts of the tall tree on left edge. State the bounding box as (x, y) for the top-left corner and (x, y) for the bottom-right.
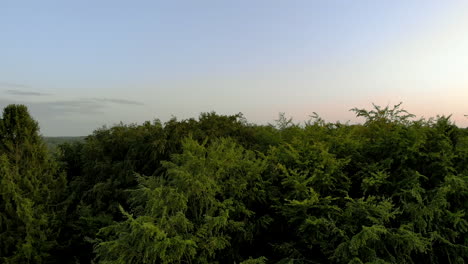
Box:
(0, 104), (66, 263)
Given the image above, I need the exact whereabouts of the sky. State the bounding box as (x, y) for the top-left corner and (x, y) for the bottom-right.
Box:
(1, 0), (468, 136)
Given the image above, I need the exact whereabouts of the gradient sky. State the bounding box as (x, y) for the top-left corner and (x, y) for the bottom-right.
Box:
(1, 0), (468, 136)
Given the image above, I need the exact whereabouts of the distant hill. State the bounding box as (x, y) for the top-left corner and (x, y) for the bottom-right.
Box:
(43, 136), (86, 150)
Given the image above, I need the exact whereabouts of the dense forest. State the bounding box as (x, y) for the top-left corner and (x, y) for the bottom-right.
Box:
(0, 103), (467, 264)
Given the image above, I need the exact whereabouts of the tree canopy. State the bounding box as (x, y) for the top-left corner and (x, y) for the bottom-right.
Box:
(0, 104), (466, 263)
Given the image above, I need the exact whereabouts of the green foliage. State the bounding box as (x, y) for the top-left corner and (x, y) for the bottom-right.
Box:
(3, 103), (467, 263)
(0, 105), (67, 263)
(55, 112), (268, 262)
(94, 138), (268, 263)
(261, 104), (467, 263)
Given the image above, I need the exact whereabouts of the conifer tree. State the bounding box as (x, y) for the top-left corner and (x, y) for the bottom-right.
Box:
(95, 137), (269, 263)
(0, 104), (66, 263)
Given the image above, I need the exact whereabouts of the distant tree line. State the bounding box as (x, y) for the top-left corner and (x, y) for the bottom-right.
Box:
(0, 103), (467, 263)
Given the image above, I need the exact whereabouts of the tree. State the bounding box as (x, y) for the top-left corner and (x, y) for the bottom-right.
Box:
(95, 137), (269, 263)
(0, 105), (66, 263)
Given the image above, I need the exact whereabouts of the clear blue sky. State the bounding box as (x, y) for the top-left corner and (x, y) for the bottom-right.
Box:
(1, 0), (468, 136)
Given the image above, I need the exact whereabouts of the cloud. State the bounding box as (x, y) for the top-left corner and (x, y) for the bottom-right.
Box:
(5, 89), (50, 96)
(0, 97), (145, 136)
(1, 81), (50, 96)
(0, 82), (30, 88)
(46, 99), (105, 114)
(0, 99), (103, 116)
(92, 98), (144, 106)
(0, 96), (143, 117)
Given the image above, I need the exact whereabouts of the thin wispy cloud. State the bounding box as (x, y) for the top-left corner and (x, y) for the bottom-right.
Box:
(47, 99), (105, 114)
(92, 98), (144, 106)
(0, 82), (30, 88)
(42, 98), (143, 114)
(0, 96), (146, 135)
(0, 96), (144, 118)
(5, 89), (50, 96)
